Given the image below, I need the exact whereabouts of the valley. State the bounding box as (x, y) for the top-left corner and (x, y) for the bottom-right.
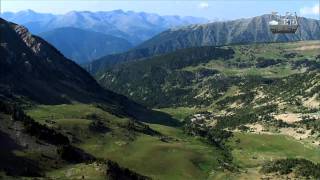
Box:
(1, 4), (320, 179)
(94, 40), (320, 179)
(15, 102), (319, 179)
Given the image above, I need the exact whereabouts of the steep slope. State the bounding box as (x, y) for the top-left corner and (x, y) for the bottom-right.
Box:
(88, 15), (320, 75)
(40, 27), (133, 64)
(98, 46), (235, 107)
(1, 9), (208, 44)
(0, 18), (178, 126)
(0, 101), (94, 177)
(136, 15), (320, 55)
(0, 101), (152, 179)
(0, 18), (108, 104)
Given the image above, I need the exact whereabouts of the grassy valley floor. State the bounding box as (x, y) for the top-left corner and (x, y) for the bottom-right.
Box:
(23, 104), (320, 179)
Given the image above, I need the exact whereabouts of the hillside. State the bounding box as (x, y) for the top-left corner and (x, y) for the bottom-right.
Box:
(98, 41), (320, 108)
(0, 18), (107, 104)
(95, 40), (320, 178)
(88, 15), (320, 75)
(98, 46), (235, 107)
(0, 101), (151, 179)
(40, 27), (133, 64)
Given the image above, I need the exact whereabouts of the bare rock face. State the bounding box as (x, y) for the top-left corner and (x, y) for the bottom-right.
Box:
(14, 24), (40, 53)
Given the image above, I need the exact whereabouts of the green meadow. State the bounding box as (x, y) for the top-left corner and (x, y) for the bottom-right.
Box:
(26, 103), (320, 179)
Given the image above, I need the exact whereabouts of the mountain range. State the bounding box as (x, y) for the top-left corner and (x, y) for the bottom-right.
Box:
(136, 15), (320, 54)
(1, 9), (208, 45)
(1, 10), (207, 64)
(88, 14), (320, 75)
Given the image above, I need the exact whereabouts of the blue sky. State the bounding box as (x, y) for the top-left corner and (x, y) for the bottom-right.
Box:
(1, 0), (319, 20)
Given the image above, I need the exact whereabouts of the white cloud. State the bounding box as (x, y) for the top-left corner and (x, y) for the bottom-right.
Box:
(198, 2), (209, 9)
(300, 4), (319, 15)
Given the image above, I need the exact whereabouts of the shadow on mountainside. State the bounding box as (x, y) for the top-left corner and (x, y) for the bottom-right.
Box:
(0, 130), (44, 177)
(98, 90), (182, 127)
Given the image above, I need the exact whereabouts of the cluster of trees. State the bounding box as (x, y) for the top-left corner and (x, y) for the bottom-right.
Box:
(264, 73), (317, 108)
(215, 104), (278, 129)
(293, 59), (320, 70)
(124, 119), (161, 137)
(283, 52), (298, 59)
(57, 145), (95, 163)
(184, 121), (234, 167)
(261, 158), (320, 179)
(0, 101), (96, 164)
(255, 57), (282, 68)
(89, 120), (110, 133)
(267, 118), (294, 128)
(216, 92), (254, 109)
(10, 106), (70, 146)
(106, 160), (151, 180)
(300, 116), (320, 132)
(0, 101), (17, 114)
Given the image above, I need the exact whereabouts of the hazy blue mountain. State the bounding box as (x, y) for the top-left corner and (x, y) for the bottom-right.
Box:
(0, 10), (55, 25)
(1, 9), (208, 44)
(40, 27), (133, 64)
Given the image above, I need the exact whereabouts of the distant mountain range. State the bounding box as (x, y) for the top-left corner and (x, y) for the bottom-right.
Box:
(88, 14), (320, 75)
(40, 27), (133, 64)
(1, 10), (207, 64)
(1, 9), (208, 45)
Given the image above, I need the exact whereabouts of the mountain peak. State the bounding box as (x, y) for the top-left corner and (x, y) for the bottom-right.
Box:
(20, 9), (37, 14)
(112, 9), (125, 14)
